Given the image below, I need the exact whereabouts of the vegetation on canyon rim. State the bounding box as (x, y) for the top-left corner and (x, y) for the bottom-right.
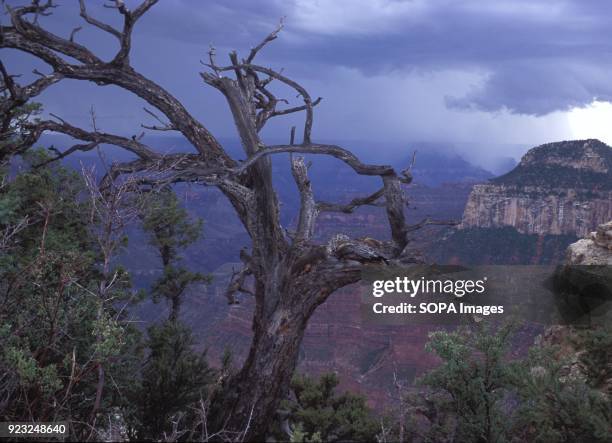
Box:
(1, 1), (610, 441)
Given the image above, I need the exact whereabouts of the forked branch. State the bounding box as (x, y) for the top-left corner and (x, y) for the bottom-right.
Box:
(2, 1), (230, 163)
(246, 18), (284, 63)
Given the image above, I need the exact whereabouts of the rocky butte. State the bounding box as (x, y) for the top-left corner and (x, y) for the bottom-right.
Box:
(461, 139), (612, 237)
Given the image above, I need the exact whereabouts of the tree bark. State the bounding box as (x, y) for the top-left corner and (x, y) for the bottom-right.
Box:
(213, 272), (337, 439)
(218, 293), (309, 439)
(210, 250), (362, 439)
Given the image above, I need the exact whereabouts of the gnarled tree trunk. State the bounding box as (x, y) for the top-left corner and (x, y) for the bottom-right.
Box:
(214, 256), (361, 439)
(0, 3), (456, 440)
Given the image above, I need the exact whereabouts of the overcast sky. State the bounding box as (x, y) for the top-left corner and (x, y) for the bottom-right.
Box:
(4, 0), (612, 168)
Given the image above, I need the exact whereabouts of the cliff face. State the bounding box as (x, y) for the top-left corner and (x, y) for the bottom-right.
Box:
(461, 184), (612, 237)
(461, 140), (612, 237)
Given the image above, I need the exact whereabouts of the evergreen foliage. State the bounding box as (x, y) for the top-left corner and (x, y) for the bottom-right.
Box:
(0, 151), (141, 439)
(418, 321), (612, 443)
(128, 187), (216, 440)
(282, 373), (379, 442)
(128, 321), (215, 440)
(419, 321), (517, 442)
(140, 188), (209, 321)
(513, 343), (611, 442)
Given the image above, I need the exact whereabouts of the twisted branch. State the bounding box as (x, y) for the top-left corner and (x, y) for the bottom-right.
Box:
(318, 188), (385, 213)
(1, 2), (230, 163)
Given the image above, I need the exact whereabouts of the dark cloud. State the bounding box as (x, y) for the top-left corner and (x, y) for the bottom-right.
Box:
(125, 0), (612, 115)
(446, 60), (612, 115)
(2, 0), (611, 162)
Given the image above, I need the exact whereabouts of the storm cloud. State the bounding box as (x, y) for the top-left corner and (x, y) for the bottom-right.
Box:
(2, 0), (612, 164)
(126, 0), (612, 115)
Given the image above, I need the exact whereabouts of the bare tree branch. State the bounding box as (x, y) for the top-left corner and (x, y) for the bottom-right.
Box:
(271, 97), (322, 118)
(318, 188), (385, 213)
(78, 0), (122, 40)
(34, 141), (98, 168)
(235, 143), (398, 177)
(405, 217), (460, 233)
(205, 62), (317, 143)
(24, 119), (160, 161)
(6, 2), (101, 65)
(0, 60), (63, 161)
(1, 7), (230, 163)
(141, 107), (176, 131)
(246, 18), (284, 63)
(112, 0), (159, 65)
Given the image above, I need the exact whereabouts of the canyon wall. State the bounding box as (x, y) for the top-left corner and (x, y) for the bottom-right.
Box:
(461, 184), (612, 237)
(461, 139), (612, 237)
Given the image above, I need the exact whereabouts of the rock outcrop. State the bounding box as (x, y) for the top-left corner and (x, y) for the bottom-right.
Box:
(566, 221), (612, 265)
(538, 223), (612, 395)
(461, 140), (612, 237)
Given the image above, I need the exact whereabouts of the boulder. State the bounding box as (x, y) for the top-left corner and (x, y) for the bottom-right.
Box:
(566, 221), (612, 265)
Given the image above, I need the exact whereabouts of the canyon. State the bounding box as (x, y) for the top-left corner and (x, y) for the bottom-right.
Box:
(130, 139), (611, 409)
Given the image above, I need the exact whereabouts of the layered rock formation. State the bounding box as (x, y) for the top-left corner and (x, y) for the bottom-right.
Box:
(461, 140), (612, 237)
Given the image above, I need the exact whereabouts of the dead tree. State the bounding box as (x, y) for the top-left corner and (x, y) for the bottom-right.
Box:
(1, 1), (446, 439)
